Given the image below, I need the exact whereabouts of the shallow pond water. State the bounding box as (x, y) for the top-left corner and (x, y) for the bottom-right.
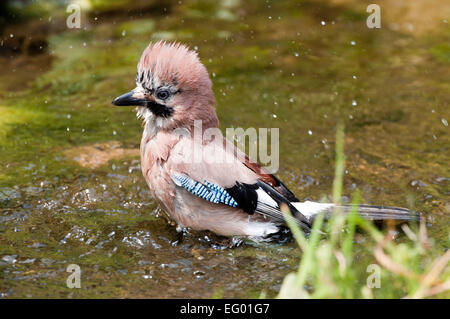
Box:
(0, 0), (449, 298)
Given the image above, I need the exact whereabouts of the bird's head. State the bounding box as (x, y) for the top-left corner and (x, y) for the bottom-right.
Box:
(112, 41), (218, 131)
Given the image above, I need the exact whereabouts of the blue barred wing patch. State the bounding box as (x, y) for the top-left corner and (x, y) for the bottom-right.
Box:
(171, 173), (238, 208)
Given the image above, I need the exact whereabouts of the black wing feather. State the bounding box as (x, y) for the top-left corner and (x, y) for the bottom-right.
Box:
(225, 182), (258, 214)
(226, 180), (311, 231)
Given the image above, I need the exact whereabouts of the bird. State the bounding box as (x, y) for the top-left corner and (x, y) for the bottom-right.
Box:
(112, 41), (418, 242)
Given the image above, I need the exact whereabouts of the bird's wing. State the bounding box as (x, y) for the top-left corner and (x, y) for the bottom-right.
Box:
(167, 135), (311, 231)
(233, 140), (300, 202)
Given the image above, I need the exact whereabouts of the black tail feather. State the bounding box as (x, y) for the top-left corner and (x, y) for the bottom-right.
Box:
(336, 204), (420, 221)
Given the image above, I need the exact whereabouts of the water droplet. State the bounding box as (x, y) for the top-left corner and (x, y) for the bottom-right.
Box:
(2, 255), (17, 264)
(411, 180), (427, 187)
(193, 270), (205, 277)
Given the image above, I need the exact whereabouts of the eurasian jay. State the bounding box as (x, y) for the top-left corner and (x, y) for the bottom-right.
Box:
(112, 41), (416, 241)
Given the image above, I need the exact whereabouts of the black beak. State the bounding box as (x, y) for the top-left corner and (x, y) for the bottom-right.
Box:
(112, 91), (146, 106)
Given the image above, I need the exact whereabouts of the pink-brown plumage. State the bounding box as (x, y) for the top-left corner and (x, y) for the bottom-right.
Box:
(112, 41), (418, 241)
(137, 41), (218, 131)
(134, 41), (280, 237)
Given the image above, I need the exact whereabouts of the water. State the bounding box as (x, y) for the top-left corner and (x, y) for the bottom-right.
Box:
(0, 0), (448, 298)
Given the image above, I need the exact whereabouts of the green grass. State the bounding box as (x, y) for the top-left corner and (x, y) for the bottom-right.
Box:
(278, 125), (450, 299)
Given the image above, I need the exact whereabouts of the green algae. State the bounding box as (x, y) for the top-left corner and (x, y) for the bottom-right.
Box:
(430, 43), (450, 64)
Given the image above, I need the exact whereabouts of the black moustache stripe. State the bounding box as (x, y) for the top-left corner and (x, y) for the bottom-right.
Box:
(146, 101), (173, 118)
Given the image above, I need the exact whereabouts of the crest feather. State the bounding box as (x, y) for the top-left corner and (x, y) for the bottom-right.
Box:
(137, 41), (210, 89)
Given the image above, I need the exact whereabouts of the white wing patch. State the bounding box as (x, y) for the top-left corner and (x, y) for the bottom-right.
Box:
(256, 187), (278, 208)
(291, 201), (334, 218)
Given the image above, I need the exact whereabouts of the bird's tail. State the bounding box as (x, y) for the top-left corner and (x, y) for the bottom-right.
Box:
(291, 201), (420, 223)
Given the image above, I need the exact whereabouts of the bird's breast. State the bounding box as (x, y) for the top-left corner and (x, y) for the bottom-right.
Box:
(139, 129), (181, 186)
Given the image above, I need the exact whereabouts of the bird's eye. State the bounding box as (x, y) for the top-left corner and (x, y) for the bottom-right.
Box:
(156, 89), (170, 100)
